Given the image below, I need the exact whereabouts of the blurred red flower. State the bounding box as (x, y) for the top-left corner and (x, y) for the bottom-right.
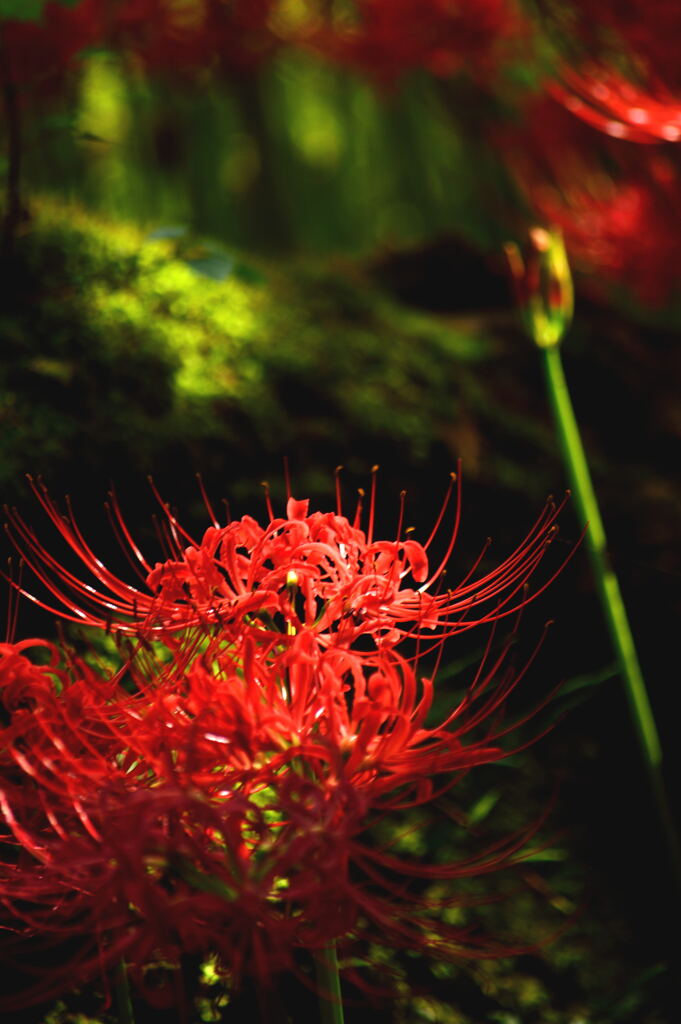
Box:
(501, 95), (681, 305)
(534, 0), (681, 141)
(0, 1), (102, 93)
(109, 0), (281, 78)
(306, 0), (529, 87)
(550, 66), (681, 143)
(0, 0), (284, 101)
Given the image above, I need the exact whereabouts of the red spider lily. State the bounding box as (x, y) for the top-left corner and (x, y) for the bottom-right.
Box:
(0, 587), (552, 1010)
(305, 0), (528, 88)
(4, 471), (568, 649)
(551, 67), (681, 143)
(533, 172), (681, 306)
(500, 94), (681, 305)
(0, 475), (571, 1009)
(534, 0), (681, 141)
(544, 0), (681, 97)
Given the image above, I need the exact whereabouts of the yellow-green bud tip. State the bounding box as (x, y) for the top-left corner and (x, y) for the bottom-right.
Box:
(505, 226), (574, 350)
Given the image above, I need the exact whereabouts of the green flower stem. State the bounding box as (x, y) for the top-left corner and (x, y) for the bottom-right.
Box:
(541, 343), (681, 885)
(113, 959), (135, 1024)
(313, 943), (345, 1024)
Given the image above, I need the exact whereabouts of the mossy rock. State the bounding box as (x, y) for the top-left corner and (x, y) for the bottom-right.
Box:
(0, 197), (556, 517)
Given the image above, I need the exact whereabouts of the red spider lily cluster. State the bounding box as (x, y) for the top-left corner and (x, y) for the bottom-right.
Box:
(0, 472), (567, 1009)
(305, 0), (528, 88)
(1, 0), (526, 95)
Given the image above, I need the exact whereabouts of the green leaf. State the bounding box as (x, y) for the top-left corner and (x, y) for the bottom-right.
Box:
(434, 647), (488, 682)
(0, 0), (46, 21)
(231, 260), (266, 285)
(521, 847), (568, 862)
(468, 788), (501, 825)
(558, 662), (618, 697)
(39, 112), (76, 132)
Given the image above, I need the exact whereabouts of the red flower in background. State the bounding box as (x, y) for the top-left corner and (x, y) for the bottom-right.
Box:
(550, 0), (681, 96)
(534, 0), (681, 141)
(306, 0), (529, 87)
(0, 1), (102, 93)
(0, 0), (285, 99)
(501, 95), (681, 305)
(109, 0), (281, 78)
(550, 66), (681, 143)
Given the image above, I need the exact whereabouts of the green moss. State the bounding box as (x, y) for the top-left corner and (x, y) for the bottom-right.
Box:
(3, 197), (550, 512)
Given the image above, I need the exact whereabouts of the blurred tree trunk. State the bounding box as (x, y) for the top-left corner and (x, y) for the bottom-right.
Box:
(1, 36), (29, 253)
(231, 72), (292, 251)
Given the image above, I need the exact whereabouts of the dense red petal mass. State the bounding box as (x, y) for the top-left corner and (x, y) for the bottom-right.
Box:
(0, 629), (541, 1002)
(0, 476), (567, 1006)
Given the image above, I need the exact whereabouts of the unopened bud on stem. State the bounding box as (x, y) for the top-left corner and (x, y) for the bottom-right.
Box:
(504, 227), (574, 349)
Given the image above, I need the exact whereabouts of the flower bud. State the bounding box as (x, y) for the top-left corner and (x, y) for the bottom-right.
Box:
(505, 227), (574, 348)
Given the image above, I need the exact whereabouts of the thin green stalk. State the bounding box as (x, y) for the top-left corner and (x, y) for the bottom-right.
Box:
(541, 343), (681, 887)
(313, 943), (345, 1024)
(113, 959), (135, 1024)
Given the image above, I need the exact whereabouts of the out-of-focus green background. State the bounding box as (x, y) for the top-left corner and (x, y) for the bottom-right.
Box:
(1, 2), (680, 1021)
